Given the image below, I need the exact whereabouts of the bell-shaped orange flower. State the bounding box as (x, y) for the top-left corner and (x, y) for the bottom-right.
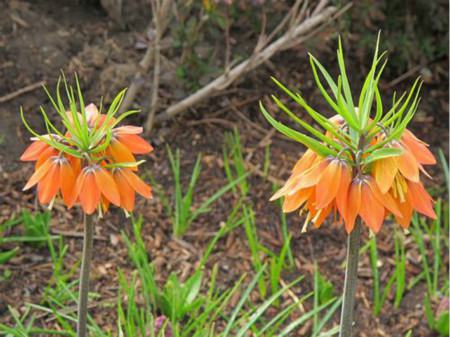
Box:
(21, 97), (153, 215)
(373, 129), (436, 194)
(388, 175), (436, 228)
(113, 168), (152, 212)
(271, 152), (352, 229)
(22, 155), (78, 206)
(72, 166), (121, 214)
(342, 176), (402, 233)
(20, 140), (51, 161)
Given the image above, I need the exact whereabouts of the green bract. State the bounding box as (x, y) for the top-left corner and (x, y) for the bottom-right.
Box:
(260, 34), (423, 166)
(20, 74), (139, 161)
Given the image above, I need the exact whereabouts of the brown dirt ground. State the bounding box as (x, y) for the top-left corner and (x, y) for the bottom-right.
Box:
(0, 1), (448, 336)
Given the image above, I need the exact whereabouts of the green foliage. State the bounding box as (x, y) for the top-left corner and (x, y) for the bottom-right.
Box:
(21, 210), (51, 247)
(0, 210), (57, 246)
(120, 215), (329, 336)
(311, 265), (339, 337)
(0, 306), (70, 336)
(223, 128), (249, 197)
(21, 75), (139, 162)
(261, 35), (421, 161)
(424, 294), (450, 337)
(157, 271), (204, 322)
(156, 146), (246, 237)
(242, 205), (266, 297)
(0, 210), (340, 336)
(435, 311), (449, 336)
(314, 266), (335, 307)
(0, 247), (19, 265)
(337, 0), (448, 75)
(368, 230), (407, 315)
(42, 236), (80, 307)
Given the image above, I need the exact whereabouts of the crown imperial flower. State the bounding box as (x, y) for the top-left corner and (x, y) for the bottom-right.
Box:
(20, 78), (153, 215)
(262, 37), (436, 234)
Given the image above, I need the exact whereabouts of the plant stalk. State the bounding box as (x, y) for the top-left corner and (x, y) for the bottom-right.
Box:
(77, 214), (95, 337)
(339, 220), (361, 337)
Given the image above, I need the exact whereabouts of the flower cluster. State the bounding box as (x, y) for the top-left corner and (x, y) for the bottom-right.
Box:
(20, 84), (152, 215)
(262, 37), (436, 234)
(270, 127), (436, 234)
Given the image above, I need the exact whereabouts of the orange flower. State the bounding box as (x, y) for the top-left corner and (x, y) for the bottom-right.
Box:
(21, 99), (153, 215)
(271, 152), (352, 229)
(75, 104), (154, 167)
(370, 128), (437, 229)
(107, 126), (153, 168)
(20, 140), (51, 161)
(342, 176), (402, 233)
(22, 155), (78, 206)
(72, 165), (121, 214)
(373, 129), (436, 194)
(388, 175), (436, 228)
(113, 168), (152, 212)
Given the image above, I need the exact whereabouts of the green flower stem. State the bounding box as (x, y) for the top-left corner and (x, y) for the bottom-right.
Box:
(77, 214), (95, 337)
(339, 220), (361, 337)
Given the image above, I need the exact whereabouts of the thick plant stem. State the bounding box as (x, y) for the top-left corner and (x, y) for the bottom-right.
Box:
(77, 214), (95, 337)
(339, 221), (361, 337)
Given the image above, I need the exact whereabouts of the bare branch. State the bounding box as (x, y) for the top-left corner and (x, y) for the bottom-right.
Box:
(155, 5), (339, 124)
(119, 0), (172, 115)
(144, 0), (167, 133)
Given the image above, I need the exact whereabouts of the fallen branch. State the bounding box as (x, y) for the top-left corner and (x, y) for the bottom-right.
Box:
(0, 81), (46, 103)
(119, 0), (172, 115)
(143, 0), (168, 133)
(154, 4), (338, 124)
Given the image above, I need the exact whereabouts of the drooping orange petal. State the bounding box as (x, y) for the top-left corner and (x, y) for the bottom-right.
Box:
(315, 160), (341, 208)
(311, 203), (333, 228)
(394, 196), (414, 229)
(37, 163), (60, 204)
(418, 163), (432, 179)
(397, 146), (420, 182)
(270, 156), (324, 201)
(335, 164), (352, 220)
(287, 159), (328, 194)
(407, 181), (436, 219)
(116, 134), (153, 154)
(122, 169), (152, 198)
(20, 141), (49, 161)
(101, 196), (110, 214)
(270, 176), (298, 201)
(359, 183), (385, 233)
(94, 168), (121, 206)
(23, 158), (54, 190)
(107, 140), (137, 169)
(292, 149), (318, 174)
(368, 177), (402, 218)
(35, 147), (58, 169)
(60, 160), (77, 207)
(344, 180), (362, 233)
(282, 187), (313, 213)
(78, 170), (101, 214)
(373, 156), (398, 194)
(114, 170), (135, 212)
(68, 156), (81, 175)
(114, 125), (143, 135)
(401, 129), (436, 165)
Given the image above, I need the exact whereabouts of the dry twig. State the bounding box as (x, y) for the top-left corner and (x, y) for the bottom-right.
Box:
(154, 2), (339, 124)
(0, 81), (45, 103)
(119, 0), (172, 116)
(143, 0), (170, 133)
